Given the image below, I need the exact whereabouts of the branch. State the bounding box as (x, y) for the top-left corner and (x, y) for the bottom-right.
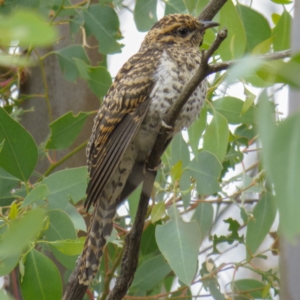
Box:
(198, 0), (228, 21)
(208, 49), (292, 75)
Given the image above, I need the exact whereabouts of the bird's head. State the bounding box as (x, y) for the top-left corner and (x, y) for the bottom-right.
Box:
(141, 14), (219, 49)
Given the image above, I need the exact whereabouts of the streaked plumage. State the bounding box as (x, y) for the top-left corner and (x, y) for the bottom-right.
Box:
(78, 13), (218, 285)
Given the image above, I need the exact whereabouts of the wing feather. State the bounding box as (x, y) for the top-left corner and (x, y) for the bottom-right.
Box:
(85, 47), (162, 210)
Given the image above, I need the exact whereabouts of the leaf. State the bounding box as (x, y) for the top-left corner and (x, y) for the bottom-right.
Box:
(41, 167), (88, 209)
(0, 289), (14, 300)
(242, 87), (256, 115)
(183, 0), (197, 13)
(246, 193), (277, 257)
(188, 106), (207, 156)
(9, 202), (18, 219)
(188, 151), (222, 195)
(252, 36), (274, 55)
(192, 202), (214, 246)
(262, 110), (300, 239)
(237, 4), (271, 52)
(170, 160), (182, 182)
(151, 202), (166, 223)
(203, 111), (229, 162)
(21, 184), (49, 208)
(0, 168), (20, 197)
(20, 249), (62, 300)
(128, 183), (142, 224)
(141, 224), (159, 255)
(0, 108), (38, 181)
(64, 203), (86, 231)
(164, 0), (186, 14)
(232, 279), (268, 299)
(219, 0), (246, 60)
(0, 10), (57, 47)
(56, 45), (90, 82)
(44, 210), (78, 269)
(155, 206), (201, 285)
(271, 0), (292, 4)
(83, 4), (123, 54)
(74, 58), (112, 98)
(131, 254), (171, 291)
(44, 237), (85, 256)
(0, 208), (45, 258)
(272, 10), (292, 51)
(170, 133), (190, 168)
(45, 112), (89, 150)
(134, 0), (158, 32)
(213, 218), (244, 253)
(212, 97), (257, 125)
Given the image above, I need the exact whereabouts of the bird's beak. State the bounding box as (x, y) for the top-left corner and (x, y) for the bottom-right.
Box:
(201, 20), (219, 30)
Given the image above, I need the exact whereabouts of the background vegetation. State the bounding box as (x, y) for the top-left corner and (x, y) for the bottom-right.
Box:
(0, 0), (298, 299)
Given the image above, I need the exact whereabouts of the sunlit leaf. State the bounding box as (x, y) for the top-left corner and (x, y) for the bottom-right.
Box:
(0, 10), (57, 46)
(272, 10), (291, 51)
(151, 202), (166, 223)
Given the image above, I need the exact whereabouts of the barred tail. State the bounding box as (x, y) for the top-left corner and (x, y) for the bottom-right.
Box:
(78, 200), (117, 285)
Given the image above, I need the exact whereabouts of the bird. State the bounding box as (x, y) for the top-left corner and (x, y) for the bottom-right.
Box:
(78, 13), (219, 285)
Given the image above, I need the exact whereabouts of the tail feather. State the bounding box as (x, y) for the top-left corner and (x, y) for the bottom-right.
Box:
(78, 200), (117, 285)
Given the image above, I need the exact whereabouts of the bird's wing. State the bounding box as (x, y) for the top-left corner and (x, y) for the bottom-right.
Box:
(85, 47), (162, 210)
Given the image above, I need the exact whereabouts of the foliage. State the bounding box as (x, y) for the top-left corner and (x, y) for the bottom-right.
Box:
(0, 0), (297, 299)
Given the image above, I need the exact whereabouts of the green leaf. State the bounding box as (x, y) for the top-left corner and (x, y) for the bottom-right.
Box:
(0, 10), (57, 47)
(242, 87), (256, 115)
(232, 279), (268, 299)
(164, 0), (186, 14)
(44, 237), (85, 256)
(20, 249), (62, 300)
(225, 56), (264, 86)
(131, 254), (171, 291)
(0, 289), (14, 300)
(272, 10), (292, 51)
(141, 223), (159, 255)
(271, 13), (281, 25)
(156, 206), (201, 285)
(271, 0), (292, 4)
(213, 218), (244, 253)
(83, 4), (122, 54)
(263, 110), (300, 239)
(219, 0), (246, 60)
(44, 210), (78, 269)
(170, 133), (190, 168)
(252, 36), (274, 55)
(41, 167), (88, 209)
(188, 151), (222, 195)
(170, 160), (182, 182)
(45, 112), (89, 150)
(0, 168), (20, 196)
(203, 111), (229, 162)
(246, 192), (276, 257)
(188, 106), (207, 156)
(237, 4), (271, 52)
(134, 0), (158, 32)
(212, 97), (257, 125)
(128, 183), (142, 224)
(56, 45), (90, 82)
(21, 184), (49, 208)
(151, 202), (166, 223)
(183, 0), (197, 13)
(0, 208), (45, 258)
(74, 58), (112, 98)
(0, 107), (38, 181)
(0, 254), (20, 277)
(64, 203), (86, 231)
(192, 202), (213, 246)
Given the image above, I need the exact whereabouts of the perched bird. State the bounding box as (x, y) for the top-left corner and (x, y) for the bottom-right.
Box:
(78, 13), (219, 285)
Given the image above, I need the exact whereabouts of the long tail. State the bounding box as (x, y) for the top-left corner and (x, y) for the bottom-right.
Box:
(78, 199), (117, 285)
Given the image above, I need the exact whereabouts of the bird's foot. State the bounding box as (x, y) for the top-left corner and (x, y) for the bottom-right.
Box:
(160, 120), (174, 134)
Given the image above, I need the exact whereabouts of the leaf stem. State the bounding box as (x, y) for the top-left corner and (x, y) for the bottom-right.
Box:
(43, 140), (88, 177)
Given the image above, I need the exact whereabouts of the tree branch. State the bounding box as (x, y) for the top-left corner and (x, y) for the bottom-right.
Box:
(208, 49), (292, 75)
(198, 0), (228, 21)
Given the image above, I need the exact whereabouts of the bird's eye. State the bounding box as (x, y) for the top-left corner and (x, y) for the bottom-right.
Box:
(177, 28), (189, 37)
